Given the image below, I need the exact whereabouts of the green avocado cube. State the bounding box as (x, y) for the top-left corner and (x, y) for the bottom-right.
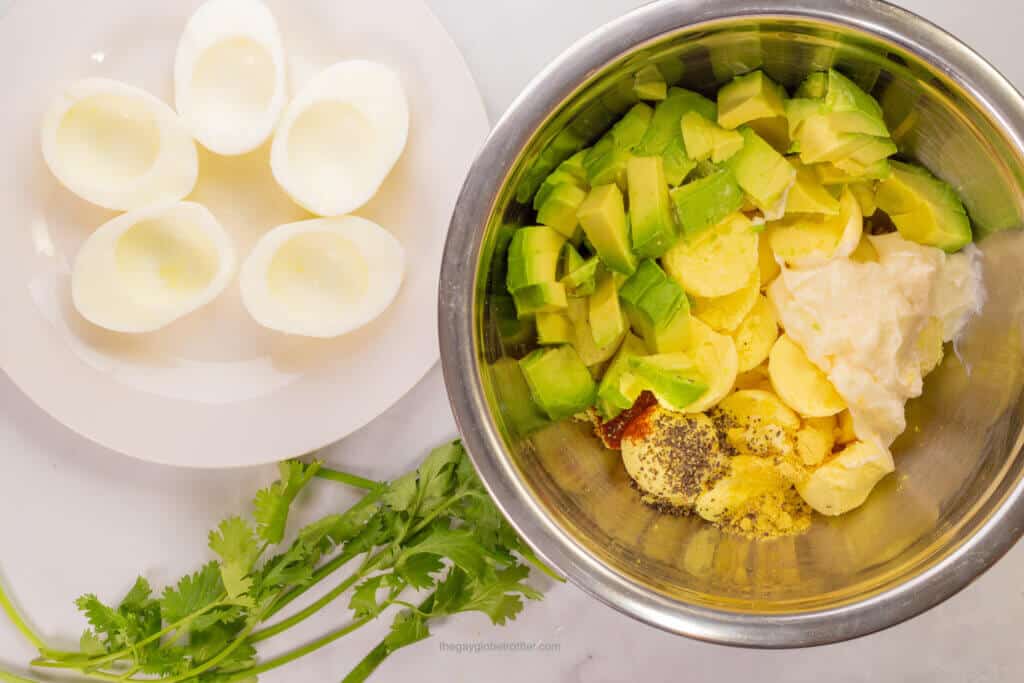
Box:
(825, 69), (887, 136)
(785, 98), (827, 139)
(559, 242), (585, 278)
(785, 159), (840, 215)
(662, 137), (697, 186)
(627, 156), (679, 258)
(519, 345), (598, 421)
(635, 87), (717, 157)
(584, 139), (632, 190)
(577, 184), (638, 275)
(596, 333), (649, 419)
(612, 103), (655, 149)
(728, 128), (796, 211)
(623, 354), (708, 412)
(619, 259), (686, 344)
(506, 226), (566, 293)
(490, 358), (549, 436)
(634, 65), (668, 101)
(533, 152), (588, 210)
(795, 72), (828, 99)
(589, 270), (626, 349)
(536, 311), (575, 345)
(561, 256), (600, 295)
(717, 70), (787, 130)
(815, 159), (891, 185)
(669, 168), (744, 236)
(681, 111), (746, 164)
(849, 181), (877, 216)
(876, 161), (972, 252)
(681, 111), (716, 162)
(513, 282), (568, 318)
(655, 57), (685, 86)
(845, 136), (898, 166)
(645, 305), (691, 353)
(537, 184), (588, 238)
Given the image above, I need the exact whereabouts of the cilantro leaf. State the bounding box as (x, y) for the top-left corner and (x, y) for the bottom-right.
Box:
(209, 517), (260, 602)
(74, 594), (127, 650)
(254, 461), (321, 544)
(349, 575), (388, 619)
(380, 472), (417, 512)
(383, 609), (429, 650)
(160, 562), (224, 626)
(396, 554), (443, 589)
(400, 528), (489, 577)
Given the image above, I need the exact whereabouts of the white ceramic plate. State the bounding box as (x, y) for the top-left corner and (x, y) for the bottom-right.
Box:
(0, 0), (488, 467)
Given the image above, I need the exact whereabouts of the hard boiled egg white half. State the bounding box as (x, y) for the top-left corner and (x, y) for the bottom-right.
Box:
(175, 0), (287, 156)
(41, 79), (198, 211)
(240, 216), (405, 338)
(271, 61), (409, 216)
(72, 202), (236, 333)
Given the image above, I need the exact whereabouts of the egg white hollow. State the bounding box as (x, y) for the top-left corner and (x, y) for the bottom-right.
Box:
(240, 216), (405, 338)
(175, 0), (287, 156)
(72, 202), (236, 333)
(270, 61), (409, 216)
(41, 78), (199, 211)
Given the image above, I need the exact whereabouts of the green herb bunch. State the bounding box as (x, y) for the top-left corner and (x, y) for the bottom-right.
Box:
(0, 441), (559, 683)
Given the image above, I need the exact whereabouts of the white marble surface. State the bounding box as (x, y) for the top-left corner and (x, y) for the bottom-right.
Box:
(2, 0), (1024, 681)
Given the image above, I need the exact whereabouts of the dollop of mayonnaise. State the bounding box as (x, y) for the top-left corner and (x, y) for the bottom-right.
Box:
(767, 233), (984, 451)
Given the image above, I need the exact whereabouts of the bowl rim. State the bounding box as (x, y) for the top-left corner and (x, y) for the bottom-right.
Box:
(439, 0), (1024, 647)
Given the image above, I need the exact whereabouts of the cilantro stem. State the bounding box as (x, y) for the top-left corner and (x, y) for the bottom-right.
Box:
(160, 620), (258, 683)
(31, 599), (231, 672)
(342, 593), (436, 683)
(314, 467), (382, 492)
(249, 550), (384, 644)
(226, 615), (375, 683)
(0, 671), (42, 683)
(0, 580), (46, 652)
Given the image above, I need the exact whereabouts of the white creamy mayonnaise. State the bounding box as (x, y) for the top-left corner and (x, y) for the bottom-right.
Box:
(767, 233), (984, 452)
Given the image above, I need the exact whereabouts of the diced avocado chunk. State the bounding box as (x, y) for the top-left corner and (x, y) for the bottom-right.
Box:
(785, 98), (827, 139)
(728, 128), (796, 211)
(670, 168), (745, 236)
(531, 151), (588, 210)
(596, 333), (648, 419)
(645, 305), (691, 353)
(785, 158), (840, 215)
(559, 242), (585, 278)
(815, 159), (891, 185)
(513, 282), (568, 317)
(537, 184), (587, 238)
(662, 137), (697, 186)
(506, 226), (565, 293)
(583, 137), (632, 190)
(832, 157), (892, 180)
(634, 65), (667, 101)
(875, 161), (972, 252)
(825, 69), (887, 136)
(577, 184), (638, 275)
(536, 311), (574, 345)
(589, 270), (626, 349)
(681, 111), (715, 162)
(635, 88), (717, 156)
(795, 72), (828, 99)
(561, 253), (600, 295)
(717, 70), (787, 130)
(492, 295), (535, 346)
(490, 358), (549, 436)
(567, 296), (625, 366)
(619, 259), (688, 349)
(681, 112), (745, 164)
(627, 156), (678, 258)
(849, 181), (877, 216)
(519, 345), (597, 421)
(623, 354), (708, 412)
(611, 103), (654, 149)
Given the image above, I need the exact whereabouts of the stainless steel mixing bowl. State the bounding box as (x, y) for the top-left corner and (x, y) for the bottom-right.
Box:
(439, 0), (1024, 647)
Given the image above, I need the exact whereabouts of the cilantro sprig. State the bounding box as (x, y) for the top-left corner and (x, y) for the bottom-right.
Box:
(0, 441), (560, 683)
